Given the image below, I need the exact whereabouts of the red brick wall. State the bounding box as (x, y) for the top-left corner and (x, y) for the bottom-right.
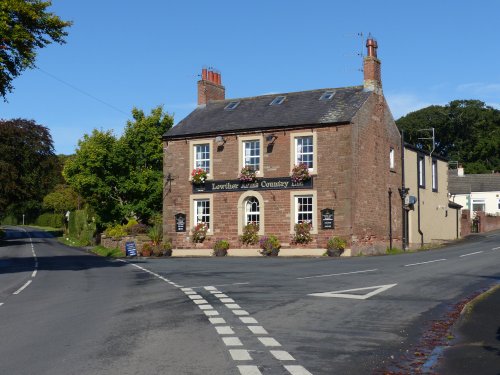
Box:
(350, 93), (402, 254)
(197, 80), (225, 105)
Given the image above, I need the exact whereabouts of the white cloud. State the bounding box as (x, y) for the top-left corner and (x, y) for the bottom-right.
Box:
(385, 93), (433, 120)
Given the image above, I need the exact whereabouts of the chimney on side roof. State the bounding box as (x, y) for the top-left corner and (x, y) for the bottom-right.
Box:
(198, 67), (225, 105)
(457, 166), (464, 177)
(363, 36), (382, 93)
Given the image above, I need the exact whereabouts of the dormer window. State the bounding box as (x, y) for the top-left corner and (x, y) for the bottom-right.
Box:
(224, 101), (240, 110)
(270, 96), (286, 106)
(319, 91), (335, 101)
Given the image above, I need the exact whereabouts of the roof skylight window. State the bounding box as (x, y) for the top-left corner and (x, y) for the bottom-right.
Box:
(224, 101), (240, 110)
(319, 91), (335, 101)
(270, 96), (286, 106)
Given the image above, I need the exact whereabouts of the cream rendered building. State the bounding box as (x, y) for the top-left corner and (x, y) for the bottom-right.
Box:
(404, 145), (461, 248)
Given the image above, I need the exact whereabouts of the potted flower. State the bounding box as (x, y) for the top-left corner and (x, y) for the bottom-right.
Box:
(141, 242), (152, 257)
(240, 222), (259, 245)
(212, 239), (230, 257)
(191, 168), (208, 184)
(153, 241), (173, 257)
(239, 166), (257, 183)
(259, 235), (281, 256)
(291, 163), (310, 183)
(292, 221), (312, 244)
(191, 222), (208, 243)
(326, 236), (347, 257)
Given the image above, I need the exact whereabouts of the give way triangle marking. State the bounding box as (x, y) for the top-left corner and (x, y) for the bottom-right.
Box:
(309, 283), (397, 300)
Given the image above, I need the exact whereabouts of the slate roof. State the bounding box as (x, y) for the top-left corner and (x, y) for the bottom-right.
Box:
(448, 172), (500, 194)
(163, 86), (372, 139)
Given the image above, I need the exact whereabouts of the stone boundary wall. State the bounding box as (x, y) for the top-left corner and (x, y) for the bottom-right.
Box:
(461, 210), (500, 236)
(100, 235), (151, 254)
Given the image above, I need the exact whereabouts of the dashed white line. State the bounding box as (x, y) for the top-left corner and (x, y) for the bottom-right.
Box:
(31, 270), (37, 278)
(188, 282), (250, 289)
(198, 304), (214, 310)
(215, 326), (235, 335)
(248, 326), (268, 335)
(237, 365), (262, 375)
(297, 268), (378, 280)
(203, 310), (220, 316)
(220, 298), (235, 303)
(0, 303), (4, 307)
(223, 337), (243, 346)
(492, 246), (500, 250)
(270, 350), (295, 361)
(233, 310), (250, 316)
(13, 280), (32, 295)
(258, 337), (281, 347)
(229, 349), (252, 361)
(240, 317), (258, 324)
(209, 317), (226, 324)
(404, 259), (446, 267)
(284, 365), (314, 375)
(189, 295), (203, 300)
(193, 299), (209, 305)
(225, 303), (241, 309)
(214, 293), (229, 298)
(460, 251), (484, 258)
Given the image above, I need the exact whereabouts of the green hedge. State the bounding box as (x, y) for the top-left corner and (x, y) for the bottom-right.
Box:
(68, 208), (96, 246)
(34, 213), (64, 228)
(0, 215), (18, 225)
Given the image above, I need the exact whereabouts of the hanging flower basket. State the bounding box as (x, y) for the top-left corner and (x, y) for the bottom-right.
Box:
(291, 163), (310, 183)
(239, 166), (257, 182)
(191, 168), (207, 184)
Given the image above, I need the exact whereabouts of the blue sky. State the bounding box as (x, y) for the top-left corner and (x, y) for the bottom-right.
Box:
(1, 1), (499, 155)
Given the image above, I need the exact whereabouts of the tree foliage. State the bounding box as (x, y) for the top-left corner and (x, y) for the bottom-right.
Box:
(0, 0), (72, 99)
(63, 106), (173, 225)
(42, 184), (79, 213)
(396, 100), (500, 173)
(0, 118), (59, 217)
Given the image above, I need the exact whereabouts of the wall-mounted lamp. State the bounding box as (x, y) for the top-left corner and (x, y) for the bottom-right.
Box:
(215, 135), (226, 146)
(266, 134), (277, 144)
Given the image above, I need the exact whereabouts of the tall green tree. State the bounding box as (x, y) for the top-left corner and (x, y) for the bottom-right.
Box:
(42, 184), (80, 213)
(63, 106), (173, 225)
(0, 0), (72, 99)
(396, 100), (500, 173)
(0, 119), (59, 218)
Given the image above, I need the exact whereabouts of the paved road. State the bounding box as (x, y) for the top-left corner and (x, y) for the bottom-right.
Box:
(1, 226), (499, 374)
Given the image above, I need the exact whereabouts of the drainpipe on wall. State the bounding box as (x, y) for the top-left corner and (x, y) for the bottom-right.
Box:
(417, 181), (424, 248)
(388, 188), (393, 250)
(400, 130), (407, 250)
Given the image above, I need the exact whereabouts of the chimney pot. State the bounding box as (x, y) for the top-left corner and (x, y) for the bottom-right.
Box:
(202, 68), (208, 81)
(208, 70), (214, 82)
(197, 67), (225, 105)
(363, 36), (382, 93)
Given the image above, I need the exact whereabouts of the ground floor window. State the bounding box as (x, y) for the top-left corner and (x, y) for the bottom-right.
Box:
(290, 191), (318, 234)
(295, 195), (313, 224)
(245, 196), (260, 226)
(195, 199), (210, 228)
(190, 194), (213, 234)
(237, 191), (265, 236)
(472, 199), (485, 212)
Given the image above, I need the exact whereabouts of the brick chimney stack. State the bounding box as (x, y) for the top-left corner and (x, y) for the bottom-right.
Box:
(198, 67), (225, 105)
(363, 36), (382, 93)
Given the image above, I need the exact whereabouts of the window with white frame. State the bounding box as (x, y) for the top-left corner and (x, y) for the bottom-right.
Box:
(295, 136), (314, 169)
(497, 198), (500, 210)
(432, 159), (438, 191)
(295, 195), (313, 224)
(389, 148), (395, 169)
(244, 197), (260, 226)
(418, 155), (425, 188)
(472, 199), (485, 212)
(194, 144), (210, 172)
(243, 140), (260, 172)
(194, 199), (210, 228)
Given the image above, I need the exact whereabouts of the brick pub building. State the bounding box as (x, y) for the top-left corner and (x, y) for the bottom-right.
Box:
(163, 38), (402, 254)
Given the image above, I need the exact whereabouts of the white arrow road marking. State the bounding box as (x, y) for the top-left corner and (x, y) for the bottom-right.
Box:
(309, 283), (397, 299)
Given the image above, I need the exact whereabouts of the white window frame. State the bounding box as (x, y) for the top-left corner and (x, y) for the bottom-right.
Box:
(189, 140), (213, 180)
(238, 135), (264, 176)
(418, 155), (425, 188)
(290, 131), (317, 174)
(244, 197), (260, 226)
(431, 159), (438, 192)
(389, 147), (395, 170)
(472, 198), (485, 212)
(290, 191), (318, 234)
(189, 194), (214, 235)
(237, 191), (265, 235)
(497, 198), (500, 211)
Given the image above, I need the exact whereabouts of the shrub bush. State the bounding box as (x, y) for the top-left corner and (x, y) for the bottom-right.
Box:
(148, 224), (163, 245)
(259, 235), (281, 256)
(68, 208), (96, 246)
(104, 224), (128, 238)
(240, 223), (259, 245)
(326, 236), (347, 257)
(35, 213), (64, 228)
(213, 239), (230, 256)
(191, 223), (208, 243)
(126, 223), (149, 235)
(292, 221), (312, 244)
(1, 215), (18, 225)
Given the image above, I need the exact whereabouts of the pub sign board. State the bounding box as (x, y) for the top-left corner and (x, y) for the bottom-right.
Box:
(125, 241), (137, 257)
(193, 177), (313, 193)
(175, 213), (186, 232)
(321, 208), (334, 229)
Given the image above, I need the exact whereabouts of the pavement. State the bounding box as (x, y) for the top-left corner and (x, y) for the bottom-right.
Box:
(435, 284), (500, 375)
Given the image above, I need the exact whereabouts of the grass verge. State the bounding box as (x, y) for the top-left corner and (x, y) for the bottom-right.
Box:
(91, 245), (123, 258)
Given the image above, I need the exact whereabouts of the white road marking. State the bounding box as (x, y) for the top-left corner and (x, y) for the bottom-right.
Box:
(460, 251), (484, 257)
(270, 350), (295, 361)
(198, 304), (214, 310)
(204, 310), (220, 316)
(240, 317), (258, 324)
(193, 299), (209, 305)
(13, 280), (32, 295)
(209, 317), (226, 324)
(204, 286), (218, 291)
(297, 268), (378, 280)
(214, 293), (229, 298)
(258, 337), (281, 347)
(229, 349), (252, 361)
(233, 310), (250, 316)
(309, 283), (397, 300)
(223, 337), (243, 346)
(189, 282), (250, 289)
(238, 365), (262, 375)
(189, 295), (203, 300)
(31, 270), (37, 278)
(0, 303), (4, 307)
(284, 365), (314, 375)
(248, 326), (268, 335)
(215, 326), (235, 335)
(181, 288), (193, 292)
(491, 246), (500, 250)
(225, 303), (241, 309)
(404, 259), (446, 267)
(184, 291), (197, 295)
(220, 298), (235, 303)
